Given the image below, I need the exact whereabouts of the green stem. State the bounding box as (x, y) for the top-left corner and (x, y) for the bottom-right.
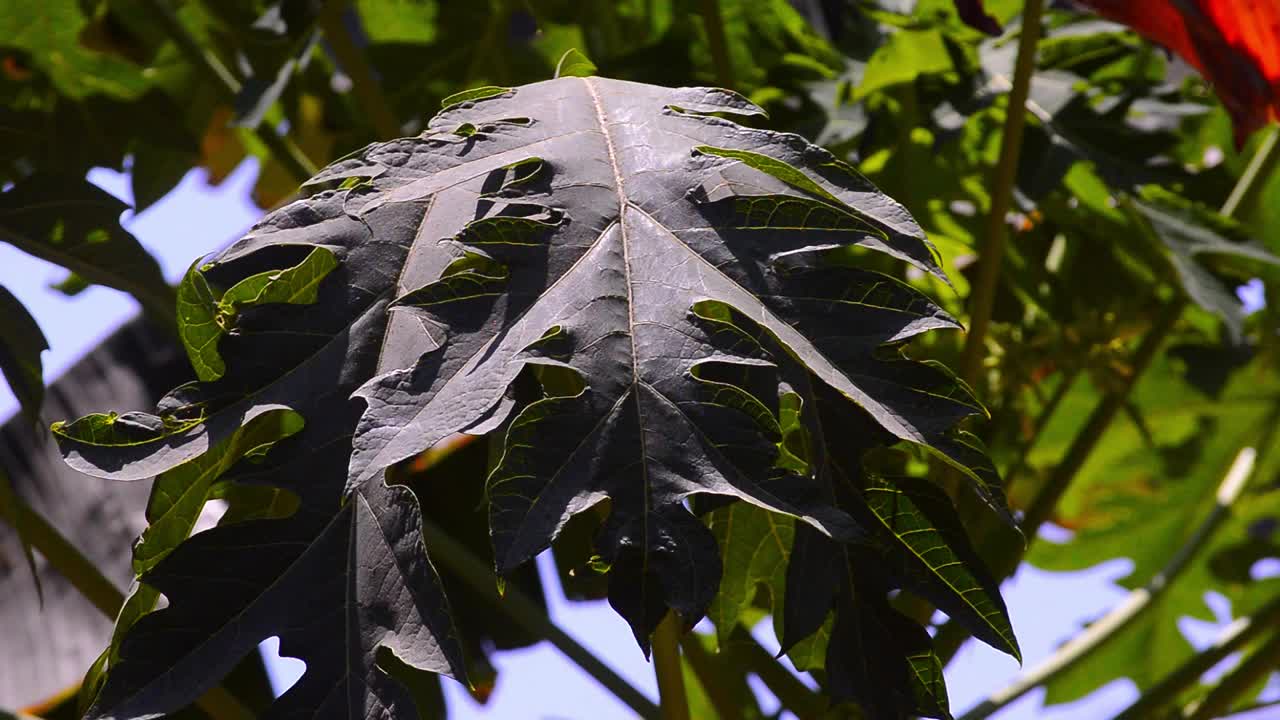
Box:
(139, 0), (316, 183)
(959, 446), (1261, 720)
(317, 0), (401, 140)
(1221, 126), (1280, 217)
(678, 635), (742, 720)
(698, 0), (735, 90)
(0, 476), (252, 720)
(1183, 631), (1280, 720)
(418, 518), (661, 720)
(959, 0), (1046, 385)
(652, 613), (691, 720)
(0, 480), (122, 616)
(1111, 593), (1280, 720)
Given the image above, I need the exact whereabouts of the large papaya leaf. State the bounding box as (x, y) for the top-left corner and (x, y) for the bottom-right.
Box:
(56, 76), (1010, 717)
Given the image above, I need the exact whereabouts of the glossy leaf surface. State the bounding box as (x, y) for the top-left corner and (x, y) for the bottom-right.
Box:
(55, 76), (1007, 718)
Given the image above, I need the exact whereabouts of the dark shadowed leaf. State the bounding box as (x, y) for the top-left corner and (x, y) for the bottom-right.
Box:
(55, 76), (1007, 715)
(0, 175), (173, 321)
(0, 286), (48, 423)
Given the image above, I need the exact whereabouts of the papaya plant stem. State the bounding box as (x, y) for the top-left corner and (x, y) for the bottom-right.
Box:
(417, 518), (661, 720)
(960, 0), (1046, 385)
(1183, 631), (1280, 720)
(652, 613), (691, 720)
(1112, 593), (1280, 720)
(1221, 126), (1280, 217)
(0, 477), (252, 720)
(958, 446), (1261, 720)
(698, 0), (735, 90)
(316, 0), (401, 140)
(677, 635), (739, 720)
(139, 0), (316, 183)
(0, 479), (122, 616)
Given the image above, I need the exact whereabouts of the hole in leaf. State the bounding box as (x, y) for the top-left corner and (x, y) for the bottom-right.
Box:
(1038, 522), (1074, 544)
(192, 498), (228, 535)
(1251, 557), (1280, 580)
(259, 636), (306, 697)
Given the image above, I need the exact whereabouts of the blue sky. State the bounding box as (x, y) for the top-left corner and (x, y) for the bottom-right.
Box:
(1, 164), (1275, 719)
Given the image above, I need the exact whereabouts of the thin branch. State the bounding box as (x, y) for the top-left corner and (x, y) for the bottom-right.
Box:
(698, 0), (735, 90)
(418, 518), (661, 720)
(0, 481), (121, 617)
(1221, 127), (1280, 217)
(959, 0), (1046, 385)
(1111, 593), (1280, 720)
(139, 0), (317, 183)
(1184, 631), (1280, 720)
(958, 447), (1260, 720)
(316, 0), (401, 140)
(653, 613), (692, 720)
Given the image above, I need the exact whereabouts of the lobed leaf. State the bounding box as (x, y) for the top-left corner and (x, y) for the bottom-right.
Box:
(56, 76), (1011, 718)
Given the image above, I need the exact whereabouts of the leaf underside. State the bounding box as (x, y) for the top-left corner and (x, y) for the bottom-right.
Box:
(57, 77), (1016, 720)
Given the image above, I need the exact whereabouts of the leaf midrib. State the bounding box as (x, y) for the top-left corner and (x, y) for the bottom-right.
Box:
(583, 76), (658, 599)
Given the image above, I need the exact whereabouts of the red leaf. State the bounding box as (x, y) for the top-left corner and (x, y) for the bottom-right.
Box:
(952, 0), (1280, 145)
(954, 0), (1003, 35)
(1081, 0), (1280, 146)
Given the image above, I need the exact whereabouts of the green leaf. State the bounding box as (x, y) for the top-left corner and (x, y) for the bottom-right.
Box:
(0, 286), (49, 423)
(440, 86), (513, 109)
(356, 0), (438, 44)
(135, 409), (305, 574)
(555, 48), (598, 78)
(49, 272), (92, 296)
(0, 0), (150, 99)
(1028, 363), (1280, 705)
(1128, 190), (1280, 339)
(178, 247), (339, 381)
(78, 408), (305, 713)
(705, 501), (832, 669)
(854, 29), (953, 100)
(177, 261), (224, 382)
(56, 77), (1006, 716)
(0, 175), (174, 322)
(856, 475), (1019, 661)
